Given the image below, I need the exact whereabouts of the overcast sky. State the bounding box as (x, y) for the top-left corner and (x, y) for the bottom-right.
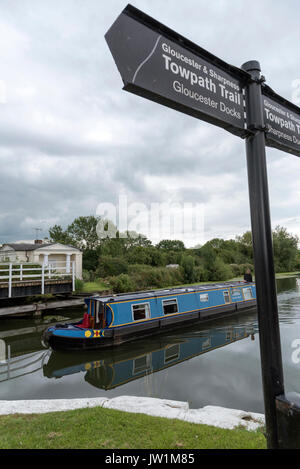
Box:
(0, 0), (300, 247)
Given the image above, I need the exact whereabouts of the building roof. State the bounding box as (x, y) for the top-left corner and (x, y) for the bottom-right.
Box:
(3, 243), (49, 251)
(2, 243), (81, 252)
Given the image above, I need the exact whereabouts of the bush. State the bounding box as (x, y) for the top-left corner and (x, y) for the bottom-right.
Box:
(97, 256), (128, 277)
(75, 278), (85, 292)
(230, 263), (254, 277)
(83, 249), (99, 271)
(194, 265), (210, 282)
(82, 269), (96, 282)
(108, 274), (136, 293)
(108, 265), (184, 293)
(180, 255), (196, 283)
(208, 258), (233, 281)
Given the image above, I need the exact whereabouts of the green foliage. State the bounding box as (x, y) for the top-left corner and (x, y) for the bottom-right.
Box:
(156, 239), (186, 251)
(272, 226), (299, 272)
(194, 265), (210, 282)
(108, 274), (135, 293)
(48, 215), (299, 292)
(180, 255), (196, 283)
(196, 243), (217, 268)
(75, 278), (84, 292)
(67, 216), (100, 250)
(48, 225), (73, 246)
(230, 263), (254, 277)
(109, 265), (184, 293)
(97, 256), (128, 277)
(82, 249), (99, 272)
(82, 269), (96, 282)
(209, 258), (233, 281)
(49, 216), (101, 251)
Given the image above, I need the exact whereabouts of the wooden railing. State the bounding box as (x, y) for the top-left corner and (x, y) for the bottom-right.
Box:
(0, 261), (76, 297)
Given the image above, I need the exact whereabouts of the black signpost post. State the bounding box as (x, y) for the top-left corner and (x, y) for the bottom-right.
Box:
(241, 60), (285, 449)
(105, 4), (300, 449)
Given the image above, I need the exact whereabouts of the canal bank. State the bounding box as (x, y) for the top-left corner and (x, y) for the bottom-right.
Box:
(0, 395), (265, 431)
(0, 398), (266, 449)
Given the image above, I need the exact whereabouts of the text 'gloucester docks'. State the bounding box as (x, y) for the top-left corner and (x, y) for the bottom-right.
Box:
(161, 43), (242, 106)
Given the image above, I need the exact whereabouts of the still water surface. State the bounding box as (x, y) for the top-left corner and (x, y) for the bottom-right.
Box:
(0, 277), (299, 414)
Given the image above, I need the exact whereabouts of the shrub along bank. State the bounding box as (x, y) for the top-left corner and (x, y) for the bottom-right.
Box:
(48, 217), (300, 294)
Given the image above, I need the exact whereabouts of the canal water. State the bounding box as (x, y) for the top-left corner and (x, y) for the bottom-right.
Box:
(0, 277), (299, 414)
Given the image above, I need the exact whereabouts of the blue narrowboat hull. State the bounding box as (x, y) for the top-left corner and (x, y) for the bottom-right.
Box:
(43, 281), (256, 351)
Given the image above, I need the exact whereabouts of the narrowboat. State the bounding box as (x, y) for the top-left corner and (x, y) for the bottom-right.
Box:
(42, 281), (256, 351)
(43, 321), (258, 388)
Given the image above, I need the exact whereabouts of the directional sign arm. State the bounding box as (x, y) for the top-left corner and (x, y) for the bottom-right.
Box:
(105, 4), (249, 138)
(262, 84), (300, 157)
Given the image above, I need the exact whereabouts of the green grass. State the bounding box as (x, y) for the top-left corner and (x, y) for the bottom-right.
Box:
(82, 281), (110, 293)
(0, 406), (266, 449)
(275, 271), (300, 279)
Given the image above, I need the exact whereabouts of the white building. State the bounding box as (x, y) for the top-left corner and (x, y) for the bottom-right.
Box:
(0, 241), (82, 279)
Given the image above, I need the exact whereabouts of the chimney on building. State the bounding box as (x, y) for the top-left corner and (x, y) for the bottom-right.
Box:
(34, 239), (43, 245)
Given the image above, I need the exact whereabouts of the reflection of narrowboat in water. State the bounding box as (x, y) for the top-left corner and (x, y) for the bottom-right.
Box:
(43, 321), (258, 390)
(43, 281), (256, 351)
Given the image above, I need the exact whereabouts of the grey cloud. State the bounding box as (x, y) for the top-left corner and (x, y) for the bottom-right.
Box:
(0, 0), (299, 245)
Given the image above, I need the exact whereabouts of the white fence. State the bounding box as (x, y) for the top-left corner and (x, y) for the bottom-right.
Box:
(0, 261), (76, 297)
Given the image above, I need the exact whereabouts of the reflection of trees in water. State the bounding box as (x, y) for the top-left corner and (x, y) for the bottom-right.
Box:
(276, 277), (300, 324)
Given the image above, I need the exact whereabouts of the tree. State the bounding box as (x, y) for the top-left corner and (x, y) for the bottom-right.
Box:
(272, 226), (299, 272)
(236, 231), (253, 261)
(49, 216), (101, 250)
(156, 240), (185, 251)
(197, 243), (217, 269)
(67, 216), (101, 250)
(123, 231), (152, 249)
(181, 255), (196, 283)
(49, 225), (73, 245)
(209, 257), (233, 281)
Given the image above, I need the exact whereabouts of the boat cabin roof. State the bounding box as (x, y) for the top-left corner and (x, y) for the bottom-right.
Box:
(90, 281), (254, 304)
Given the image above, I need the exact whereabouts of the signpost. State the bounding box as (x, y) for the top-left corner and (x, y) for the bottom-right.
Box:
(262, 88), (300, 157)
(105, 4), (248, 138)
(106, 4), (300, 449)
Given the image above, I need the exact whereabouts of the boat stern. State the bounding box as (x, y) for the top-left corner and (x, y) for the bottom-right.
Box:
(42, 323), (113, 351)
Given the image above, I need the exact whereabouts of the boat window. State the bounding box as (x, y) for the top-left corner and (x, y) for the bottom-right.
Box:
(200, 293), (209, 302)
(133, 354), (151, 374)
(164, 344), (180, 363)
(243, 287), (253, 300)
(223, 290), (230, 304)
(162, 298), (178, 315)
(132, 303), (150, 321)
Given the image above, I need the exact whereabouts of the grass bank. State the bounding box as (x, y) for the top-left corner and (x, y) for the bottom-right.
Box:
(275, 271), (300, 279)
(81, 280), (110, 293)
(0, 406), (266, 449)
